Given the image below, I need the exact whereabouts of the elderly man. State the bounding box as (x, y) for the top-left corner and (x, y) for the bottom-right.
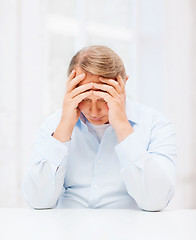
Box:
(22, 45), (176, 211)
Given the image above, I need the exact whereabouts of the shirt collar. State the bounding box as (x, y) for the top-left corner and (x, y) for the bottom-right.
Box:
(79, 111), (87, 124)
(125, 97), (138, 125)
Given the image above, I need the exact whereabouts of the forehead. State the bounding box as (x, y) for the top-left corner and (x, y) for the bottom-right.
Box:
(75, 67), (105, 101)
(76, 67), (101, 86)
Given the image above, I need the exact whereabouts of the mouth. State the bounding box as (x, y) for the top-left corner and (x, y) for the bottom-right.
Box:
(87, 116), (104, 121)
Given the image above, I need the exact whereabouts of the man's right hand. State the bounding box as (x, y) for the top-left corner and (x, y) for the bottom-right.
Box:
(53, 69), (93, 142)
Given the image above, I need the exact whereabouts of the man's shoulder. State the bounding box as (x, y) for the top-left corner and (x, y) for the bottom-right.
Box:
(40, 109), (62, 129)
(127, 98), (154, 114)
(126, 97), (154, 124)
(126, 97), (171, 126)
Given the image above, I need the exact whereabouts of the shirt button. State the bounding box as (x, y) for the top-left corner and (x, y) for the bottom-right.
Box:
(93, 184), (98, 189)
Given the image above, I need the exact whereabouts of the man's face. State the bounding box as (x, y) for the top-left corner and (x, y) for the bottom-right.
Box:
(76, 67), (110, 125)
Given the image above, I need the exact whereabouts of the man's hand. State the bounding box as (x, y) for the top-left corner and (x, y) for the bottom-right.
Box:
(53, 70), (93, 142)
(92, 75), (134, 142)
(61, 69), (93, 127)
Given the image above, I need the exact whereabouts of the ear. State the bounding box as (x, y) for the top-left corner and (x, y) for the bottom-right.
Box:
(125, 75), (129, 84)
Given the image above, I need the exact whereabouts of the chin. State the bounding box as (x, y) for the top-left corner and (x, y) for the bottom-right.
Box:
(89, 118), (109, 125)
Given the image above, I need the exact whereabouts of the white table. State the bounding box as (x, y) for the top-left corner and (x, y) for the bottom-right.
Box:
(0, 208), (195, 240)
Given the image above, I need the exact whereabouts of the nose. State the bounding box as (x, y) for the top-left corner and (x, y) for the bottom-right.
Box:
(89, 102), (101, 117)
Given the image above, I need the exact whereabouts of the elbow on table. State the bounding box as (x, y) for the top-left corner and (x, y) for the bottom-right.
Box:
(138, 189), (174, 212)
(22, 189), (57, 210)
(27, 200), (57, 210)
(139, 203), (168, 212)
(33, 205), (54, 210)
(21, 181), (58, 210)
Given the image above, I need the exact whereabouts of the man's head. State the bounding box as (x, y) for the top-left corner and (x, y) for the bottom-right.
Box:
(68, 45), (127, 81)
(67, 45), (128, 125)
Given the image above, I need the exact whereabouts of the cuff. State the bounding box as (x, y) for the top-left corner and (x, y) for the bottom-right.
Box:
(114, 131), (148, 169)
(43, 134), (71, 168)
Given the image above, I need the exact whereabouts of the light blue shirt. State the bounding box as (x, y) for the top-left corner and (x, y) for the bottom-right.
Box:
(22, 97), (177, 211)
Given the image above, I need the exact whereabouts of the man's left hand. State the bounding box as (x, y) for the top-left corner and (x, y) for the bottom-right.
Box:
(92, 75), (134, 141)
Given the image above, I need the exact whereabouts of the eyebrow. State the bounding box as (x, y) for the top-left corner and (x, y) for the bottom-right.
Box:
(83, 98), (105, 101)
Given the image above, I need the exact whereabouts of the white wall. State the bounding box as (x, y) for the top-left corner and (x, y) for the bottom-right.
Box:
(163, 0), (196, 209)
(0, 0), (46, 207)
(0, 0), (19, 207)
(0, 0), (195, 209)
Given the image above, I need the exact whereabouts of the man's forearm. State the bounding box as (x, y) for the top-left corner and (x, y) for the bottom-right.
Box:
(115, 121), (134, 143)
(53, 121), (74, 143)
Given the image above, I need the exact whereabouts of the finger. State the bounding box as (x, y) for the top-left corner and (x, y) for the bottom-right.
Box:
(93, 90), (125, 108)
(70, 82), (93, 98)
(99, 77), (122, 94)
(66, 69), (76, 87)
(73, 90), (93, 108)
(92, 91), (112, 104)
(121, 93), (126, 102)
(116, 75), (125, 93)
(93, 82), (118, 98)
(66, 73), (86, 94)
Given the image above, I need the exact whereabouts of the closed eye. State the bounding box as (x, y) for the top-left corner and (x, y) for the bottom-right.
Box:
(98, 99), (106, 103)
(82, 98), (91, 102)
(82, 98), (106, 103)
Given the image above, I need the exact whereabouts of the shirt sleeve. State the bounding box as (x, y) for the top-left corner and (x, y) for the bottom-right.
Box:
(114, 110), (177, 212)
(21, 112), (70, 209)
